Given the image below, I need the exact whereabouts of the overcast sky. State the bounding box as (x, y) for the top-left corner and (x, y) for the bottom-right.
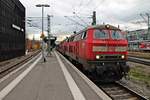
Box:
(19, 0), (150, 40)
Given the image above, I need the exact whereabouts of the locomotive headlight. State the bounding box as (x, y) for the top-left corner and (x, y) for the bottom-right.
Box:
(105, 24), (110, 29)
(96, 55), (100, 59)
(121, 55), (125, 59)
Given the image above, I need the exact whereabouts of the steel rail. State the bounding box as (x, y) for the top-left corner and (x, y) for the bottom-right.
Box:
(57, 50), (149, 100)
(0, 51), (40, 78)
(97, 82), (148, 100)
(128, 56), (150, 66)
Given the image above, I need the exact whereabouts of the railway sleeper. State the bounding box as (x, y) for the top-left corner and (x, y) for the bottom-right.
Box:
(102, 87), (120, 91)
(106, 89), (128, 94)
(111, 93), (136, 100)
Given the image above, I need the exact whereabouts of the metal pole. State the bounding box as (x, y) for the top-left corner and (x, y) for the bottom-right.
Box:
(41, 6), (46, 62)
(47, 15), (51, 56)
(49, 15), (51, 51)
(49, 17), (51, 55)
(142, 13), (150, 40)
(148, 14), (150, 40)
(42, 7), (44, 35)
(36, 4), (50, 62)
(47, 15), (53, 56)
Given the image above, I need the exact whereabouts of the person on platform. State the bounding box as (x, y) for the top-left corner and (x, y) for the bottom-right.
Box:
(42, 39), (48, 62)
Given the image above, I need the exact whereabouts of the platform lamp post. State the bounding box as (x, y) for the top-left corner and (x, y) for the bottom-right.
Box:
(36, 4), (50, 62)
(47, 15), (53, 56)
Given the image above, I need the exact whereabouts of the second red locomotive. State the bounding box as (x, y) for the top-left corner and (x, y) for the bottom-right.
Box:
(58, 24), (129, 82)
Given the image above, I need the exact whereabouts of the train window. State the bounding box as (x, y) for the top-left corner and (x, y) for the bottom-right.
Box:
(73, 33), (82, 41)
(73, 35), (78, 41)
(66, 37), (69, 42)
(68, 38), (71, 42)
(111, 30), (124, 39)
(81, 31), (87, 39)
(78, 33), (82, 40)
(70, 36), (74, 41)
(94, 29), (108, 39)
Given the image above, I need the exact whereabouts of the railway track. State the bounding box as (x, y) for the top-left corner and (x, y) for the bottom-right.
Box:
(97, 82), (148, 100)
(0, 50), (40, 79)
(71, 61), (148, 99)
(58, 51), (149, 100)
(128, 56), (150, 66)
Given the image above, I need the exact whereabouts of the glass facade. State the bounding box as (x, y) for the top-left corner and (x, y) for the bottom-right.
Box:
(127, 29), (148, 50)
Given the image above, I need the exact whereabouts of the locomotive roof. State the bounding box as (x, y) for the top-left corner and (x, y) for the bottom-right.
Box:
(63, 24), (121, 41)
(77, 24), (120, 33)
(87, 24), (120, 30)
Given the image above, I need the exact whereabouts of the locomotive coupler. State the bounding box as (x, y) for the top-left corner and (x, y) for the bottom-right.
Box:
(120, 63), (130, 75)
(95, 65), (106, 75)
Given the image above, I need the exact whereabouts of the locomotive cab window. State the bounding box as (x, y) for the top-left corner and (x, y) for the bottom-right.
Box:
(73, 33), (82, 41)
(111, 30), (124, 39)
(94, 29), (108, 39)
(71, 36), (75, 41)
(81, 31), (87, 39)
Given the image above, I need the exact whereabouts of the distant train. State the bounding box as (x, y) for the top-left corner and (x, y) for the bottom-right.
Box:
(128, 40), (150, 51)
(57, 24), (129, 82)
(139, 40), (150, 51)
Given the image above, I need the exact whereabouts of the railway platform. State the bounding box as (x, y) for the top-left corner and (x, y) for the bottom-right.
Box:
(0, 51), (110, 100)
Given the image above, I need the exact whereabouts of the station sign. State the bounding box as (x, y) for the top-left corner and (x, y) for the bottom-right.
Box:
(12, 24), (24, 32)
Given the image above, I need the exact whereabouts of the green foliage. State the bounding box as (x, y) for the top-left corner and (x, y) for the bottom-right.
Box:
(129, 66), (150, 86)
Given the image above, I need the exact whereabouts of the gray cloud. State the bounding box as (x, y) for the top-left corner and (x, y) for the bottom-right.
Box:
(20, 0), (150, 39)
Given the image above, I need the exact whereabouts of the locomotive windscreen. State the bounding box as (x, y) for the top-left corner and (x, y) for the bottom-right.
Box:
(111, 30), (125, 39)
(94, 30), (109, 39)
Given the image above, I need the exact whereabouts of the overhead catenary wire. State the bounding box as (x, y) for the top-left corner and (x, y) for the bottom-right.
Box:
(26, 18), (48, 31)
(64, 16), (87, 28)
(92, 0), (105, 11)
(140, 13), (147, 23)
(73, 12), (90, 26)
(73, 0), (105, 25)
(86, 0), (93, 6)
(79, 0), (84, 7)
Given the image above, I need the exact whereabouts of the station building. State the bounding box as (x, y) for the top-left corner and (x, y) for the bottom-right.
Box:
(127, 29), (149, 51)
(0, 0), (25, 61)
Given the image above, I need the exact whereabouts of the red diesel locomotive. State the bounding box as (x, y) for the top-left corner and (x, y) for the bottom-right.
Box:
(58, 24), (129, 82)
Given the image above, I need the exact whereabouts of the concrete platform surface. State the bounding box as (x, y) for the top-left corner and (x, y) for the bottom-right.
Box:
(0, 51), (110, 100)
